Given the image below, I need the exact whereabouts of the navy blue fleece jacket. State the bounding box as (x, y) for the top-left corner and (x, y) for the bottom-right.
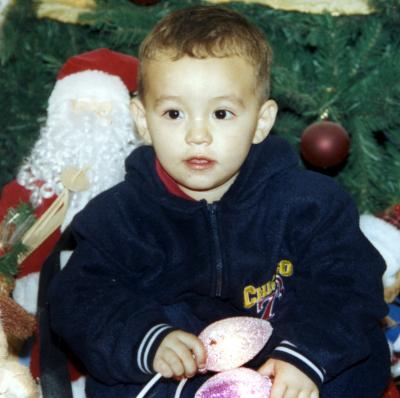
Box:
(49, 135), (389, 397)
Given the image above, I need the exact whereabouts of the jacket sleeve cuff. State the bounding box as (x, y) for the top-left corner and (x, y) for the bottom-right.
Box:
(136, 323), (176, 374)
(270, 341), (326, 388)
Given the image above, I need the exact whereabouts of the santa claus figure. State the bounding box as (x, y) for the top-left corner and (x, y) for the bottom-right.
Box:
(0, 48), (140, 397)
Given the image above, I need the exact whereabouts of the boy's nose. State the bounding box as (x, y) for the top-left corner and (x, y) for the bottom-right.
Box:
(185, 121), (212, 145)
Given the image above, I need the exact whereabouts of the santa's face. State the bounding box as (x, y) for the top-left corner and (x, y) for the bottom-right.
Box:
(17, 95), (140, 209)
(71, 99), (113, 121)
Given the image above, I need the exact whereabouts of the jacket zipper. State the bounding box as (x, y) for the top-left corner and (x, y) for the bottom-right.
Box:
(208, 203), (223, 297)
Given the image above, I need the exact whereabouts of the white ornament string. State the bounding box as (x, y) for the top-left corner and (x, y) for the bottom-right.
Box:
(174, 378), (188, 398)
(135, 373), (162, 398)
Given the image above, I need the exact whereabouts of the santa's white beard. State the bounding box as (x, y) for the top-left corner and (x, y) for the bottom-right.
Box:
(17, 101), (141, 225)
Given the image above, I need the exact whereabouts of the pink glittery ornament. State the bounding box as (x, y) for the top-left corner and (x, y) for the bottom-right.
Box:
(194, 367), (272, 398)
(198, 317), (272, 372)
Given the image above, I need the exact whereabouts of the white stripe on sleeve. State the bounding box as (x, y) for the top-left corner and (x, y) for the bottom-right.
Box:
(137, 324), (171, 374)
(274, 345), (325, 382)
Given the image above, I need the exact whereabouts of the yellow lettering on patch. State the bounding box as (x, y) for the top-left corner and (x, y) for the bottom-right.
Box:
(242, 260), (294, 309)
(277, 259), (293, 276)
(243, 285), (258, 308)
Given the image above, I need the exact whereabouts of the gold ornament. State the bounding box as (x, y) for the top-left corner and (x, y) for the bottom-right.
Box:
(36, 0), (95, 24)
(206, 0), (374, 15)
(60, 166), (90, 193)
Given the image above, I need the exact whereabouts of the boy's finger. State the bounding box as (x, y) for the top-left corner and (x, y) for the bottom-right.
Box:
(192, 342), (207, 368)
(178, 333), (207, 368)
(298, 392), (308, 398)
(283, 388), (298, 398)
(270, 382), (286, 398)
(163, 348), (185, 377)
(154, 358), (173, 378)
(172, 341), (198, 377)
(258, 359), (274, 376)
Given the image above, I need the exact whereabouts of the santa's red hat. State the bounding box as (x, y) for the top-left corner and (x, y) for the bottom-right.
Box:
(48, 48), (139, 109)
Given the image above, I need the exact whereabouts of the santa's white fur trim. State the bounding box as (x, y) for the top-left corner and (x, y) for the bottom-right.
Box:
(360, 214), (400, 287)
(49, 70), (130, 111)
(394, 335), (400, 353)
(72, 377), (86, 398)
(60, 251), (73, 269)
(12, 273), (40, 315)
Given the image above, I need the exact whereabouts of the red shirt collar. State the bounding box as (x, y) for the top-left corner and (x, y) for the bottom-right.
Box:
(155, 159), (194, 201)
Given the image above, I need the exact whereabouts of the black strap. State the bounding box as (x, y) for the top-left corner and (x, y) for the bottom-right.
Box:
(38, 227), (76, 398)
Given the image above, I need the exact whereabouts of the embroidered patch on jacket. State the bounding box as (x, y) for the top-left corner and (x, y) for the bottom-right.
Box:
(242, 259), (293, 320)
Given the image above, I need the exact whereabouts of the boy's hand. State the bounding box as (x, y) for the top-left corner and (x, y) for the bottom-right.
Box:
(258, 358), (319, 398)
(153, 330), (206, 379)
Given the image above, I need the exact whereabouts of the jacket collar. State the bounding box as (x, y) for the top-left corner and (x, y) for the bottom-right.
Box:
(124, 135), (300, 210)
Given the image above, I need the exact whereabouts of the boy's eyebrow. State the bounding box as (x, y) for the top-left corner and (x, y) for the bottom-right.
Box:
(154, 95), (245, 107)
(213, 95), (245, 107)
(154, 95), (181, 106)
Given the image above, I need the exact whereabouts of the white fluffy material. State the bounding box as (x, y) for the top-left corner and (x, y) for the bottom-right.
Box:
(71, 377), (86, 398)
(17, 88), (141, 213)
(394, 335), (400, 353)
(60, 250), (73, 269)
(48, 70), (130, 110)
(360, 214), (400, 288)
(12, 273), (40, 315)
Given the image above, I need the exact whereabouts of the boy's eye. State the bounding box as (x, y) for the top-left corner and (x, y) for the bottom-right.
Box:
(213, 109), (234, 120)
(164, 110), (183, 120)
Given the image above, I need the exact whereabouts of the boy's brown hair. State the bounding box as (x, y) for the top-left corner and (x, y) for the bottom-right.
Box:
(138, 5), (273, 100)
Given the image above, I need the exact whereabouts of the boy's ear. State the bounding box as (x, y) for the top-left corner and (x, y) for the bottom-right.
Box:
(131, 98), (152, 144)
(253, 99), (278, 144)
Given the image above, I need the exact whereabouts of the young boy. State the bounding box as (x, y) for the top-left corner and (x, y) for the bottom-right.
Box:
(49, 6), (390, 398)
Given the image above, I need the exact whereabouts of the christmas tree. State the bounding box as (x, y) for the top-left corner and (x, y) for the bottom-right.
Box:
(0, 0), (399, 213)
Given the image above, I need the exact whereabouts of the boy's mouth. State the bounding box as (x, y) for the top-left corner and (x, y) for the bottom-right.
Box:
(185, 157), (216, 170)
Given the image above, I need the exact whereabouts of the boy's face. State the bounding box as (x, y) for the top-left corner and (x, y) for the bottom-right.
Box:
(132, 55), (277, 202)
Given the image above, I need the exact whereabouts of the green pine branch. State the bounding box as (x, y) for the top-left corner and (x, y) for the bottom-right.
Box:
(0, 241), (28, 282)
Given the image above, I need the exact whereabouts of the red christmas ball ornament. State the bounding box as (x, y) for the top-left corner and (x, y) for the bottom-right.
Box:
(129, 0), (159, 5)
(300, 121), (350, 168)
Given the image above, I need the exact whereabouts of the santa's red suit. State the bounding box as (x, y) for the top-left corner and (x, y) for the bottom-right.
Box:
(0, 48), (140, 396)
(0, 180), (63, 370)
(0, 181), (60, 277)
